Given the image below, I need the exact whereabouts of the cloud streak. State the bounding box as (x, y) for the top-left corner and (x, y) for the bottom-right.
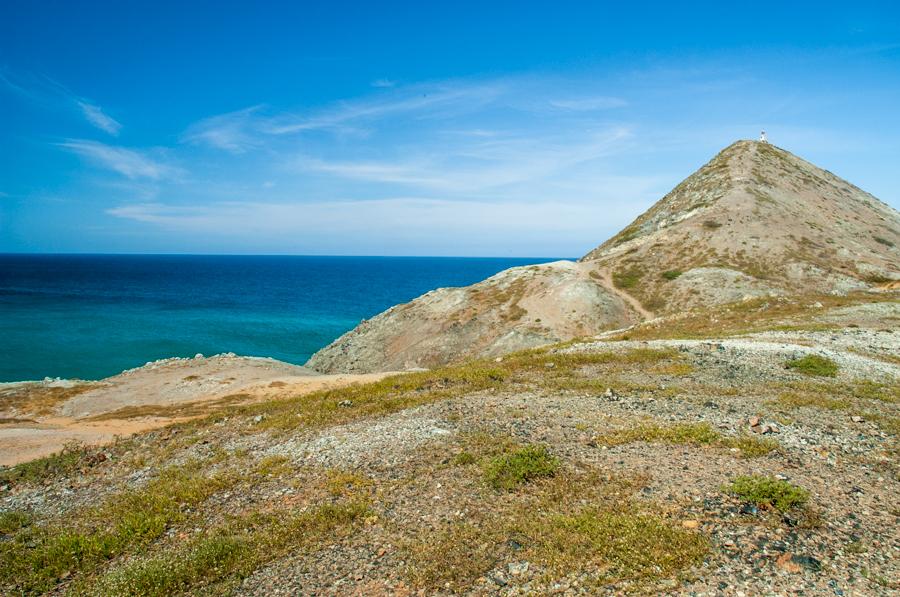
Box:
(181, 105), (265, 153)
(105, 196), (650, 255)
(58, 140), (179, 180)
(0, 68), (122, 135)
(77, 101), (122, 136)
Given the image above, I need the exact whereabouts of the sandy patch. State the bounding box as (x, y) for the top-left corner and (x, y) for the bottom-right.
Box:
(0, 354), (396, 467)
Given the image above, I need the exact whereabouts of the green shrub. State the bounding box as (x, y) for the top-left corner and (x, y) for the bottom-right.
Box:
(873, 236), (894, 248)
(661, 270), (682, 281)
(0, 466), (229, 594)
(483, 445), (558, 490)
(724, 475), (808, 511)
(784, 355), (838, 377)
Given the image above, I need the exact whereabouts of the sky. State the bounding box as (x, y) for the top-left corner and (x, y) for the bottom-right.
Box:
(1, 1), (899, 257)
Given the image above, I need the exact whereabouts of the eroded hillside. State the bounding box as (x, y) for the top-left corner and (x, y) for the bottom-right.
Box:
(307, 260), (643, 373)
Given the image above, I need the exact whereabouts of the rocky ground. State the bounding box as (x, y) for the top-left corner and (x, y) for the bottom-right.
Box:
(0, 294), (897, 596)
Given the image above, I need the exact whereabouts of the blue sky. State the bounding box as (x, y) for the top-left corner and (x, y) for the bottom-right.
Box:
(2, 1), (899, 256)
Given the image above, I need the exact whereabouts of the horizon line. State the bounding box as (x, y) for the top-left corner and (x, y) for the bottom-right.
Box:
(0, 251), (576, 260)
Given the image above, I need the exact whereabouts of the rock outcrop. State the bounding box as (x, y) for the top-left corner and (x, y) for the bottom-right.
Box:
(309, 140), (900, 373)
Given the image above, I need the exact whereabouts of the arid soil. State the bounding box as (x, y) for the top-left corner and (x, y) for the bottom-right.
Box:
(0, 354), (391, 466)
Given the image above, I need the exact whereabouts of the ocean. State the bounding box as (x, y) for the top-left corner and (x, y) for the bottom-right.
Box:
(0, 254), (563, 382)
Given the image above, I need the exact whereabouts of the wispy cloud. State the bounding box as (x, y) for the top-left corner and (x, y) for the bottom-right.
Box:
(293, 126), (634, 193)
(264, 82), (506, 135)
(179, 81), (508, 151)
(105, 195), (649, 255)
(0, 68), (122, 135)
(371, 79), (396, 88)
(181, 105), (265, 153)
(77, 101), (122, 136)
(58, 140), (179, 180)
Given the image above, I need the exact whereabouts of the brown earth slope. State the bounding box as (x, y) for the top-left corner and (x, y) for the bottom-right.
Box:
(308, 140), (900, 373)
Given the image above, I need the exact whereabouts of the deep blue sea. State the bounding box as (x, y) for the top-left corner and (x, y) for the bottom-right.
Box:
(0, 254), (562, 382)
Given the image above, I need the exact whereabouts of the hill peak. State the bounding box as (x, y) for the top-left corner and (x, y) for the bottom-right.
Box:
(583, 139), (896, 258)
(581, 140), (898, 312)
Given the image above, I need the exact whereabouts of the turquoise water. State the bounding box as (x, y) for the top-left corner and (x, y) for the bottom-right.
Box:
(0, 254), (562, 382)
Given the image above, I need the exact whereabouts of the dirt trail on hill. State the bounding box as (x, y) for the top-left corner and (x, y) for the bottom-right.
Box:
(590, 266), (654, 320)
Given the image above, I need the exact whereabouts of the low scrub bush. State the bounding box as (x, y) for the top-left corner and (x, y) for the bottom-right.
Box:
(784, 355), (839, 377)
(483, 445), (559, 490)
(724, 475), (808, 511)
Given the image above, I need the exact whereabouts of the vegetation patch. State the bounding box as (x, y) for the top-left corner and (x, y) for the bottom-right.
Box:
(873, 236), (894, 248)
(405, 471), (707, 591)
(724, 475), (809, 511)
(784, 354), (839, 377)
(606, 294), (891, 341)
(0, 382), (95, 416)
(451, 451), (477, 465)
(662, 269), (683, 281)
(0, 510), (32, 535)
(772, 391), (849, 411)
(324, 470), (373, 497)
(483, 445), (559, 490)
(528, 506), (708, 583)
(612, 267), (644, 289)
(613, 224), (642, 245)
(254, 454), (294, 477)
(652, 362), (694, 376)
(865, 274), (892, 284)
(595, 422), (778, 458)
(0, 464), (231, 595)
(80, 500), (368, 596)
(242, 364), (508, 434)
